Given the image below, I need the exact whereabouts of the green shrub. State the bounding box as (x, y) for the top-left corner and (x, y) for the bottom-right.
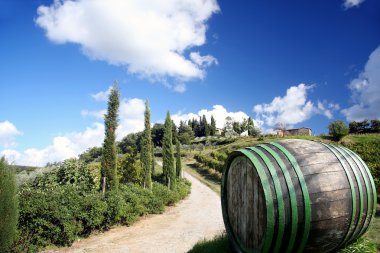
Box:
(328, 120), (349, 141)
(210, 151), (228, 162)
(15, 159), (191, 252)
(18, 185), (83, 248)
(103, 190), (134, 228)
(194, 153), (224, 172)
(31, 159), (99, 193)
(118, 147), (142, 185)
(0, 158), (18, 253)
(77, 192), (107, 235)
(86, 163), (101, 190)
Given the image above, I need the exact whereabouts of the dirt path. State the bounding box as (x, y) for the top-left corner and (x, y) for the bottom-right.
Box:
(44, 172), (224, 253)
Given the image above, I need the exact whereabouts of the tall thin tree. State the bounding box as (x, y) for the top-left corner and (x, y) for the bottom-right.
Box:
(0, 157), (18, 252)
(175, 139), (182, 178)
(151, 144), (155, 176)
(101, 84), (120, 191)
(162, 111), (175, 189)
(141, 99), (152, 189)
(210, 115), (216, 136)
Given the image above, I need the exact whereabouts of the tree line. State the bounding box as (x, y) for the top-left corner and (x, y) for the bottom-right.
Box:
(349, 119), (380, 134)
(328, 119), (380, 141)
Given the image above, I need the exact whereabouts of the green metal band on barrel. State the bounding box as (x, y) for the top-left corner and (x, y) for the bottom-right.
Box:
(343, 147), (377, 234)
(320, 143), (357, 247)
(269, 142), (311, 253)
(341, 146), (377, 236)
(220, 150), (274, 253)
(258, 144), (298, 253)
(248, 147), (285, 253)
(241, 149), (275, 253)
(332, 145), (364, 242)
(339, 146), (371, 237)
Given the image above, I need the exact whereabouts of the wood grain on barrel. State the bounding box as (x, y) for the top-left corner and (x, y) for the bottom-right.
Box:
(226, 156), (265, 250)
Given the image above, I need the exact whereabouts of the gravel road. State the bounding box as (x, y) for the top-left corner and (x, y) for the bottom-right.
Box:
(43, 172), (225, 253)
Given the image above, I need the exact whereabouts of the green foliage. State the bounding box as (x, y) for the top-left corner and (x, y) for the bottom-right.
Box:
(32, 159), (99, 192)
(178, 121), (194, 145)
(188, 233), (229, 253)
(163, 111), (175, 189)
(176, 140), (182, 178)
(118, 147), (142, 185)
(79, 147), (103, 163)
(232, 121), (243, 134)
(0, 158), (18, 253)
(210, 151), (228, 162)
(18, 185), (83, 248)
(189, 234), (377, 253)
(210, 115), (216, 136)
(194, 153), (224, 173)
(202, 115), (210, 137)
(118, 132), (143, 153)
(86, 162), (101, 190)
(152, 123), (165, 147)
(348, 119), (380, 134)
(101, 84), (120, 191)
(338, 238), (376, 253)
(152, 145), (156, 175)
(16, 167), (191, 251)
(371, 119), (380, 133)
(328, 120), (349, 141)
(172, 120), (179, 144)
(140, 99), (153, 189)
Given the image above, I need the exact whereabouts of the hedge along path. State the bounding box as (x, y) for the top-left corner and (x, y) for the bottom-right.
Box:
(42, 172), (225, 253)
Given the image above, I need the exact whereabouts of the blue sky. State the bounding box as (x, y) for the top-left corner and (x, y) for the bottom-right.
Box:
(0, 0), (379, 166)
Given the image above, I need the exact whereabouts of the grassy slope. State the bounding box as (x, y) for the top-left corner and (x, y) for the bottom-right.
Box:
(186, 134), (380, 253)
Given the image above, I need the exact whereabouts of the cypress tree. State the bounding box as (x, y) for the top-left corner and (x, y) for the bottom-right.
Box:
(140, 99), (152, 189)
(172, 120), (178, 144)
(202, 115), (210, 136)
(162, 111), (175, 189)
(175, 139), (182, 178)
(101, 84), (120, 191)
(0, 157), (18, 252)
(247, 117), (254, 136)
(211, 115), (216, 136)
(151, 144), (155, 176)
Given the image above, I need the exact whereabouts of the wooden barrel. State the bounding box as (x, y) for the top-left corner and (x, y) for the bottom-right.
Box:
(221, 139), (377, 253)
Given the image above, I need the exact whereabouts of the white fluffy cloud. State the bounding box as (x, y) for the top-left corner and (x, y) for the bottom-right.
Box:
(2, 97), (145, 166)
(117, 98), (145, 139)
(0, 121), (22, 148)
(36, 0), (219, 90)
(343, 0), (365, 9)
(91, 86), (112, 101)
(172, 105), (259, 129)
(81, 109), (106, 119)
(190, 52), (218, 67)
(1, 123), (104, 166)
(342, 45), (380, 121)
(253, 84), (339, 128)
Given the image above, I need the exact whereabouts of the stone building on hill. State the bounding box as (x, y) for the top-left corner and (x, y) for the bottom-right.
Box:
(277, 127), (312, 137)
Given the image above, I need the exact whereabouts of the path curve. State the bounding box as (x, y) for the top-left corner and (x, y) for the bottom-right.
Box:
(43, 172), (225, 253)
